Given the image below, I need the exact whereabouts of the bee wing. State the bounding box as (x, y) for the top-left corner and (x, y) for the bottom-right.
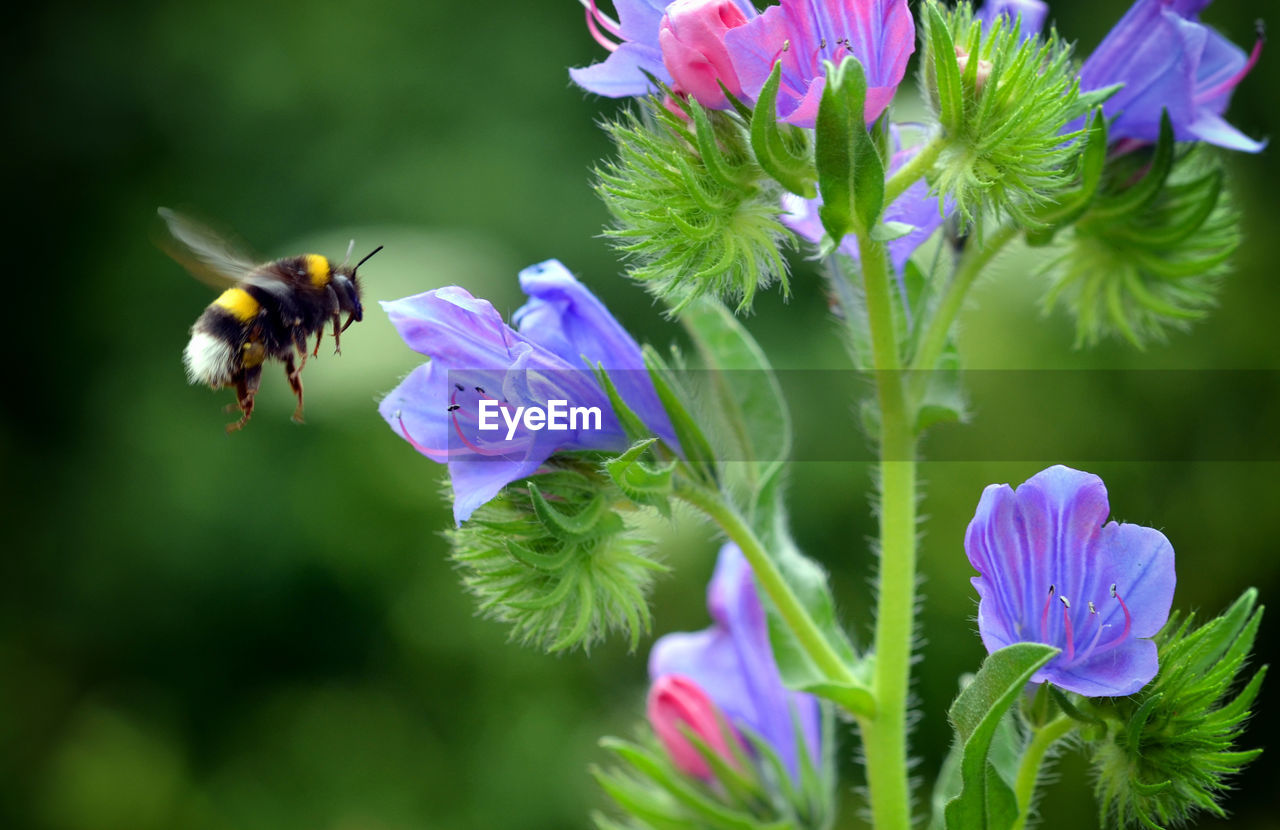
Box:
(156, 207), (260, 289)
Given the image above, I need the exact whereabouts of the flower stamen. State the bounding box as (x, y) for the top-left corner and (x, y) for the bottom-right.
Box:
(580, 0), (623, 52)
(1040, 584), (1056, 642)
(1194, 28), (1264, 105)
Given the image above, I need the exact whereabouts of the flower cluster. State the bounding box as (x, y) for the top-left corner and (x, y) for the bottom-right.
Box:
(379, 259), (675, 523)
(595, 544), (834, 829)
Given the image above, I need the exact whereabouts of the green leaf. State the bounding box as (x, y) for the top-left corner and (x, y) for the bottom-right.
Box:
(527, 482), (618, 541)
(871, 221), (917, 242)
(750, 60), (816, 197)
(754, 477), (872, 718)
(945, 643), (1059, 830)
(814, 55), (885, 240)
(680, 298), (792, 508)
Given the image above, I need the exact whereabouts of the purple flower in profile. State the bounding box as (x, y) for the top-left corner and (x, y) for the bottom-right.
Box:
(965, 465), (1177, 697)
(782, 125), (955, 319)
(1079, 0), (1264, 153)
(649, 543), (821, 778)
(724, 0), (915, 127)
(379, 259), (675, 524)
(976, 0), (1048, 40)
(571, 0), (757, 97)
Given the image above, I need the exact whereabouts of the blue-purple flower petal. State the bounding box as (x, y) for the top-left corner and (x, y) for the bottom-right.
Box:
(379, 267), (676, 525)
(1079, 0), (1263, 153)
(724, 0), (915, 127)
(975, 0), (1049, 40)
(650, 544), (822, 778)
(514, 260), (677, 446)
(964, 465), (1176, 697)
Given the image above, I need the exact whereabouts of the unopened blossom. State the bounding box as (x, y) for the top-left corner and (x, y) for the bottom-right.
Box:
(650, 544), (821, 778)
(571, 0), (756, 97)
(1079, 0), (1264, 152)
(659, 0), (751, 109)
(647, 674), (744, 779)
(379, 260), (675, 524)
(965, 465), (1176, 697)
(975, 0), (1049, 40)
(724, 0), (915, 127)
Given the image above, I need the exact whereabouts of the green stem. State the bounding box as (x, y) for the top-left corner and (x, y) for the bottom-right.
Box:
(673, 484), (862, 696)
(883, 134), (946, 207)
(1012, 715), (1076, 830)
(908, 223), (1018, 401)
(855, 234), (917, 830)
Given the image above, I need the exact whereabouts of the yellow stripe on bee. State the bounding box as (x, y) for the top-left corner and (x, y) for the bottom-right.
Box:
(304, 254), (331, 287)
(213, 287), (260, 321)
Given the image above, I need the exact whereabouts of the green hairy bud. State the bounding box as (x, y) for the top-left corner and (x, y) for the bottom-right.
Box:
(448, 458), (667, 653)
(596, 96), (794, 314)
(1041, 138), (1240, 348)
(920, 1), (1099, 229)
(1086, 589), (1265, 829)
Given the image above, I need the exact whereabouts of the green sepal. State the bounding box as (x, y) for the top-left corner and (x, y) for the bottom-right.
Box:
(526, 481), (621, 541)
(944, 643), (1059, 830)
(814, 55), (885, 240)
(1026, 108), (1110, 243)
(642, 344), (719, 484)
(687, 97), (757, 190)
(1090, 111), (1176, 220)
(595, 363), (658, 448)
(750, 60), (817, 198)
(924, 0), (965, 132)
(606, 439), (675, 517)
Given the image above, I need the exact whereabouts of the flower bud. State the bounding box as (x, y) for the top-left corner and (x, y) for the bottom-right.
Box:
(659, 0), (749, 109)
(646, 674), (740, 779)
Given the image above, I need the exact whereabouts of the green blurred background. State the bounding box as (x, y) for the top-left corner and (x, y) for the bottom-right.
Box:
(3, 1), (1277, 828)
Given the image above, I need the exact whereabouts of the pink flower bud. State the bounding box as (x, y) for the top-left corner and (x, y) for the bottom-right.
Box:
(646, 674), (740, 779)
(658, 0), (749, 110)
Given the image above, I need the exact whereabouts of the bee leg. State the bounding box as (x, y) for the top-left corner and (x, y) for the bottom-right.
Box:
(291, 331), (309, 377)
(227, 366), (262, 432)
(323, 284), (342, 356)
(284, 353), (305, 423)
(331, 312), (344, 355)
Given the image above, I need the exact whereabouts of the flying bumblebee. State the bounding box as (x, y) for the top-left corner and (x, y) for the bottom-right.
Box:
(158, 207), (382, 431)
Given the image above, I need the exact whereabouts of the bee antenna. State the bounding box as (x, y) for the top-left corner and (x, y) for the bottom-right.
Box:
(354, 245), (384, 272)
(342, 238), (356, 268)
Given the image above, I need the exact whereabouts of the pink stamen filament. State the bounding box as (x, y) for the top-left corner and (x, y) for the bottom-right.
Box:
(1195, 35), (1264, 104)
(1039, 584), (1055, 643)
(581, 0), (622, 52)
(1096, 583), (1134, 653)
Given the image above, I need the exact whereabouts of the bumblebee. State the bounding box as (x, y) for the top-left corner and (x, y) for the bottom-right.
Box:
(158, 207), (382, 431)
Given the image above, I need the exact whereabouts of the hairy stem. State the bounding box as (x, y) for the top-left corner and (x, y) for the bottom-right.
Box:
(674, 484), (867, 712)
(884, 134), (946, 207)
(855, 234), (918, 830)
(1012, 715), (1076, 830)
(908, 223), (1018, 400)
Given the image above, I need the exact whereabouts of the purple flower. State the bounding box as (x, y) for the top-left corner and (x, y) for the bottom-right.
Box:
(975, 0), (1049, 40)
(649, 543), (821, 778)
(571, 0), (757, 97)
(378, 259), (675, 524)
(659, 0), (752, 109)
(724, 0), (915, 127)
(1079, 0), (1264, 153)
(782, 126), (955, 320)
(965, 465), (1176, 697)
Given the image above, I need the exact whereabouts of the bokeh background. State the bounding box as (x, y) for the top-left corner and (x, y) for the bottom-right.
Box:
(4, 1), (1277, 828)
